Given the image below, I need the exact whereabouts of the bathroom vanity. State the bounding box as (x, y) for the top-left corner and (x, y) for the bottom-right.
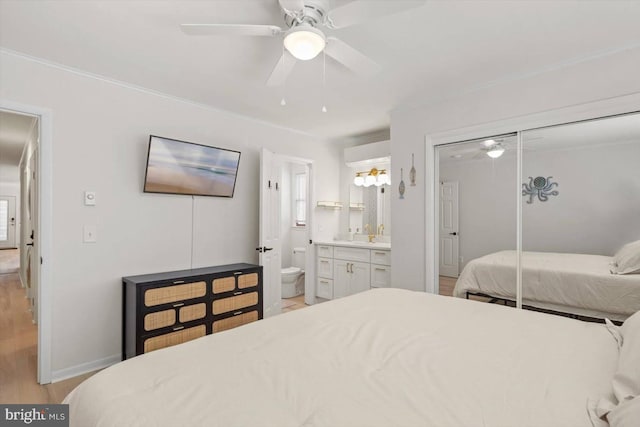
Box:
(315, 241), (391, 300)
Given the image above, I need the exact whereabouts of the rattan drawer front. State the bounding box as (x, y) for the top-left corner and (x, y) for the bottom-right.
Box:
(143, 325), (206, 353)
(212, 277), (235, 294)
(212, 292), (258, 315)
(212, 311), (258, 333)
(179, 303), (206, 323)
(144, 309), (176, 331)
(238, 273), (258, 289)
(144, 282), (206, 307)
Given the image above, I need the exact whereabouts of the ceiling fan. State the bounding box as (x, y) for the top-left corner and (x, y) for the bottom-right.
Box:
(180, 0), (425, 86)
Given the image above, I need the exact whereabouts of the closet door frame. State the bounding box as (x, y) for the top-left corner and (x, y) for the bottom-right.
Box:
(425, 92), (640, 304)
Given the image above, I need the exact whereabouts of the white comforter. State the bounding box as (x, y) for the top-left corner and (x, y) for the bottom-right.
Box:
(64, 289), (618, 427)
(454, 250), (640, 321)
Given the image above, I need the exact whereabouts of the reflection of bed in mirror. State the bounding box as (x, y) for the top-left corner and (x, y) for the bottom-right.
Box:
(453, 250), (640, 323)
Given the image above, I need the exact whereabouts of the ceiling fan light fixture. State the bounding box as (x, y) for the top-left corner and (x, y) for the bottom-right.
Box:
(284, 25), (326, 61)
(486, 144), (505, 159)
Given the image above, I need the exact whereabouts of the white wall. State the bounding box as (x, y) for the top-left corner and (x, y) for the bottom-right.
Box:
(439, 157), (517, 270)
(0, 52), (342, 377)
(440, 140), (640, 271)
(391, 46), (640, 291)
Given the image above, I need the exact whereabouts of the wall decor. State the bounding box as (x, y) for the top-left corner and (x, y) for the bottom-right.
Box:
(522, 176), (559, 204)
(399, 168), (406, 199)
(410, 153), (416, 186)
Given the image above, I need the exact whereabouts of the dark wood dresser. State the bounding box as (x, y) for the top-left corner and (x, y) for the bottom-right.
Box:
(122, 263), (263, 360)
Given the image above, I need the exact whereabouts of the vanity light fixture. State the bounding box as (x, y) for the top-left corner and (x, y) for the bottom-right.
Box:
(354, 168), (390, 187)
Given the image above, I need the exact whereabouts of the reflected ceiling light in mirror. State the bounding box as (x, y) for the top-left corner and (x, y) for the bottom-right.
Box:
(483, 139), (497, 147)
(486, 144), (505, 159)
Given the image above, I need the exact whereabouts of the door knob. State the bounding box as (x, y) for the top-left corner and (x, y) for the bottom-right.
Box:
(449, 232), (457, 236)
(263, 247), (274, 252)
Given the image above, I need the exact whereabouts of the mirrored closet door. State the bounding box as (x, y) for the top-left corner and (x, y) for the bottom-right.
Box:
(434, 111), (640, 323)
(521, 112), (640, 323)
(436, 134), (518, 304)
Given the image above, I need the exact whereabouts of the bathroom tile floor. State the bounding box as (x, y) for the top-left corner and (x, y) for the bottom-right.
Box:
(281, 295), (307, 313)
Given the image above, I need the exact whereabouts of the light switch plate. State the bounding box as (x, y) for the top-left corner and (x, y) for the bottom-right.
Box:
(84, 191), (96, 206)
(83, 225), (97, 243)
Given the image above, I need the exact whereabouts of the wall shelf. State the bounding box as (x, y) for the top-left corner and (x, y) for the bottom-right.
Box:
(317, 201), (343, 209)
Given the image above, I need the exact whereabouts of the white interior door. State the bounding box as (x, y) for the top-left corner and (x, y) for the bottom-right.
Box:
(0, 196), (17, 249)
(304, 162), (315, 305)
(439, 181), (459, 278)
(259, 148), (282, 317)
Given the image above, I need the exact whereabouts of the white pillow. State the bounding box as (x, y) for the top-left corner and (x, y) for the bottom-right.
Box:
(611, 240), (640, 275)
(612, 310), (640, 403)
(607, 395), (640, 427)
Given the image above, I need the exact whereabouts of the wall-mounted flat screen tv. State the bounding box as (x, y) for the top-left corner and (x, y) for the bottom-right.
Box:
(143, 135), (241, 197)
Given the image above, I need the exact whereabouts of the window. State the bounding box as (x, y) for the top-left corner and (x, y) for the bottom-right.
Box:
(294, 172), (306, 227)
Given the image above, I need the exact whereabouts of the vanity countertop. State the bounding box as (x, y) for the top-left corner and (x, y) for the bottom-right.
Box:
(314, 240), (391, 250)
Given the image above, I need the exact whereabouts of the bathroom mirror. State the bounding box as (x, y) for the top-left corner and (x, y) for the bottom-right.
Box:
(348, 164), (391, 239)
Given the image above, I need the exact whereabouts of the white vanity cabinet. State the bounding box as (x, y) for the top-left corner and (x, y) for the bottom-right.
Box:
(333, 259), (370, 298)
(316, 243), (391, 300)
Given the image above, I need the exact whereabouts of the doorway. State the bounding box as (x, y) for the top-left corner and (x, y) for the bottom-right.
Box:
(259, 149), (314, 317)
(438, 181), (459, 278)
(0, 101), (52, 384)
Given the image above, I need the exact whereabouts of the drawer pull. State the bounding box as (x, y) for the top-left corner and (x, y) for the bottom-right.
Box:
(375, 268), (386, 272)
(233, 291), (242, 295)
(173, 326), (184, 331)
(374, 252), (386, 256)
(321, 260), (328, 264)
(320, 280), (328, 284)
(233, 272), (243, 275)
(172, 280), (185, 284)
(172, 303), (185, 308)
(233, 311), (243, 316)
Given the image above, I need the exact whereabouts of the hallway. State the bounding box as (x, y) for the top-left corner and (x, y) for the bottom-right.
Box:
(0, 249), (91, 403)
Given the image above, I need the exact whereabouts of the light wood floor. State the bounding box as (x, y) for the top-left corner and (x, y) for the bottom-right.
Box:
(281, 295), (307, 313)
(0, 248), (98, 404)
(439, 275), (457, 297)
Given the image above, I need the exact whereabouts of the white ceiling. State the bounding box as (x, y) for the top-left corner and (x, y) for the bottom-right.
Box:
(0, 110), (36, 166)
(1, 1), (639, 140)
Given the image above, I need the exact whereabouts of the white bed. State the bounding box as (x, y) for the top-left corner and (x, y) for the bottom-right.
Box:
(64, 288), (624, 427)
(453, 250), (640, 322)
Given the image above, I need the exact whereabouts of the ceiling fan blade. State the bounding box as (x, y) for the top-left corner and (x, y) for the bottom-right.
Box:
(278, 0), (305, 14)
(180, 24), (282, 37)
(324, 37), (380, 76)
(327, 0), (426, 29)
(266, 51), (297, 86)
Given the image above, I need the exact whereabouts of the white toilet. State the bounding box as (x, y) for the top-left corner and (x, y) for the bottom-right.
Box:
(281, 247), (305, 298)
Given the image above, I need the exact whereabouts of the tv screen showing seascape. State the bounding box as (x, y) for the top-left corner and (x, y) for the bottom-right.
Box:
(144, 135), (241, 197)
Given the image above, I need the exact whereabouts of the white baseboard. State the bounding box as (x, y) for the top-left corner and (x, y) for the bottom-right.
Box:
(51, 354), (120, 383)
